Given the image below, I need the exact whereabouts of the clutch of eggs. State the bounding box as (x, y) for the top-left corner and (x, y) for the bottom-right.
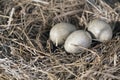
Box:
(49, 19), (113, 53)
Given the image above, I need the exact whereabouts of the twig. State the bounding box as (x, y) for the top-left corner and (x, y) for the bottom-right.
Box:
(86, 0), (102, 13)
(32, 0), (49, 5)
(7, 8), (15, 29)
(0, 15), (10, 18)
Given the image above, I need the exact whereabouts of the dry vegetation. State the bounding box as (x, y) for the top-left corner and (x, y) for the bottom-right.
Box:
(0, 0), (120, 80)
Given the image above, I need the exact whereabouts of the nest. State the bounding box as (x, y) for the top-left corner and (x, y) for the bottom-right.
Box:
(0, 0), (120, 80)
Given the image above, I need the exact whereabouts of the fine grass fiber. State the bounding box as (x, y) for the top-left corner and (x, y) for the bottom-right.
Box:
(0, 0), (120, 80)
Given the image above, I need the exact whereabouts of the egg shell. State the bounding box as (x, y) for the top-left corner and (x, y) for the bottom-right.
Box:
(64, 30), (92, 53)
(87, 19), (112, 42)
(50, 23), (76, 46)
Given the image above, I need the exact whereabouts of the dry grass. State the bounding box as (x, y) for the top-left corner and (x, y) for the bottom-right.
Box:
(0, 0), (120, 80)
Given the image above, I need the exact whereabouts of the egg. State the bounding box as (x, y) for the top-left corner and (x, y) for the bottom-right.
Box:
(87, 19), (112, 42)
(50, 23), (76, 46)
(64, 30), (92, 53)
